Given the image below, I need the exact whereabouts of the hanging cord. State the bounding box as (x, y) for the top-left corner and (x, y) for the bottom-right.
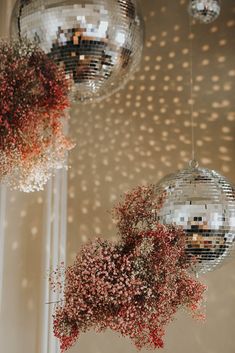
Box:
(188, 17), (197, 167)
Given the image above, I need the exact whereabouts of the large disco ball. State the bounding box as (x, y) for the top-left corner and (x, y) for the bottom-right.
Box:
(188, 0), (221, 24)
(155, 162), (235, 275)
(11, 0), (144, 103)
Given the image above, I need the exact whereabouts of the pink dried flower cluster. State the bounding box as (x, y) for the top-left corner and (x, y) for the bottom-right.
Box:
(112, 184), (166, 243)
(51, 186), (206, 352)
(0, 39), (74, 192)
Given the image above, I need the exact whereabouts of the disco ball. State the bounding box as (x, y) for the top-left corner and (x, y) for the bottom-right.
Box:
(188, 0), (221, 24)
(11, 0), (144, 103)
(155, 161), (235, 275)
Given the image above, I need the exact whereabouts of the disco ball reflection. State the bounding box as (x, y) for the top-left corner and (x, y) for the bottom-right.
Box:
(155, 162), (235, 275)
(188, 0), (221, 24)
(11, 0), (144, 103)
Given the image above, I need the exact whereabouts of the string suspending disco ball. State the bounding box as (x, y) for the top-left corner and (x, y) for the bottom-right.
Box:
(155, 161), (235, 275)
(188, 0), (221, 24)
(11, 0), (144, 103)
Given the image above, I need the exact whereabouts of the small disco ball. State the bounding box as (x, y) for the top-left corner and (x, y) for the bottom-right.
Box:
(11, 0), (144, 103)
(188, 0), (221, 24)
(155, 161), (235, 275)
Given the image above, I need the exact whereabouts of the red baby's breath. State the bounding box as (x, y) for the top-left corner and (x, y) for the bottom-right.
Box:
(51, 186), (206, 352)
(0, 39), (74, 192)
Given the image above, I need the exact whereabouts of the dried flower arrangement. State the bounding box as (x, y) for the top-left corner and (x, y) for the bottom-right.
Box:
(50, 186), (206, 352)
(0, 39), (74, 192)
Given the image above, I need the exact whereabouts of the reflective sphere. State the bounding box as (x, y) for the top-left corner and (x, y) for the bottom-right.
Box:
(188, 0), (221, 24)
(155, 162), (235, 274)
(11, 0), (144, 103)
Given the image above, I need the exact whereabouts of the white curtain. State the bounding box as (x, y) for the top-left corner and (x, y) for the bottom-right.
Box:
(0, 186), (7, 315)
(40, 168), (68, 353)
(0, 5), (69, 350)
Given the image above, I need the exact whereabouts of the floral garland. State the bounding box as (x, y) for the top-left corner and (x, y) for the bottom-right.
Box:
(0, 39), (74, 192)
(50, 186), (206, 352)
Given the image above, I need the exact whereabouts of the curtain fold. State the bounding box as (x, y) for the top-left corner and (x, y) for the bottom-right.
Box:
(0, 186), (7, 315)
(40, 167), (68, 353)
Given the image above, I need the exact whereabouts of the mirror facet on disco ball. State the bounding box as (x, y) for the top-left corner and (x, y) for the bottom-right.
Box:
(188, 0), (221, 24)
(155, 163), (235, 275)
(11, 0), (144, 103)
